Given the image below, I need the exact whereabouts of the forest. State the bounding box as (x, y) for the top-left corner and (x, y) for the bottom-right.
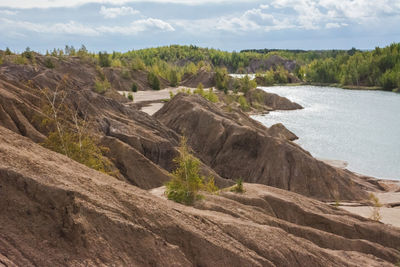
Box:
(1, 43), (399, 91)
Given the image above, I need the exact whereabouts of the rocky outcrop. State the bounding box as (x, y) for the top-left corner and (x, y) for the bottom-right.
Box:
(1, 125), (400, 266)
(246, 88), (303, 111)
(155, 94), (368, 201)
(268, 123), (298, 141)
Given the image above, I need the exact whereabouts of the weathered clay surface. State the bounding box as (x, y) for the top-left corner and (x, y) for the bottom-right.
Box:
(1, 126), (399, 266)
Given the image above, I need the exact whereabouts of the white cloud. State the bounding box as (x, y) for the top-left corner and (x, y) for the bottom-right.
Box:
(0, 18), (100, 36)
(0, 0), (259, 9)
(98, 18), (175, 34)
(0, 17), (174, 36)
(271, 0), (400, 30)
(0, 9), (17, 15)
(260, 4), (269, 9)
(99, 6), (139, 18)
(325, 22), (340, 29)
(216, 8), (294, 33)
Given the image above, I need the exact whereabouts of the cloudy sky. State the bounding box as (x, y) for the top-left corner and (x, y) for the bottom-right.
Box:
(0, 0), (399, 52)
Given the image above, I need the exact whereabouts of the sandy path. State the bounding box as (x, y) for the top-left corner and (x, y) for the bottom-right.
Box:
(119, 86), (208, 115)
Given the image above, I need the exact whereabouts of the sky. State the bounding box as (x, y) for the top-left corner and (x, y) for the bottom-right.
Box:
(0, 0), (399, 53)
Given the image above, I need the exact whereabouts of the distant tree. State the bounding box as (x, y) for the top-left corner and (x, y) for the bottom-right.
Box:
(5, 47), (12, 55)
(169, 69), (179, 87)
(147, 71), (160, 90)
(22, 47), (33, 60)
(98, 51), (111, 67)
(77, 45), (88, 58)
(215, 67), (228, 91)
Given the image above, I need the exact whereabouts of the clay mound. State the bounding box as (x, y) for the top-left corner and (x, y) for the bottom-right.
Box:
(180, 69), (215, 88)
(155, 94), (369, 201)
(246, 88), (303, 110)
(1, 126), (400, 266)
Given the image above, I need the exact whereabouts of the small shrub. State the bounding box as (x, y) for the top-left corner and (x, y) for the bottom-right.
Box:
(231, 178), (244, 193)
(44, 57), (55, 69)
(127, 92), (133, 101)
(94, 79), (111, 94)
(238, 95), (250, 111)
(96, 65), (106, 81)
(131, 82), (138, 92)
(121, 69), (131, 79)
(369, 193), (383, 221)
(13, 55), (28, 65)
(204, 176), (219, 193)
(111, 59), (122, 68)
(334, 199), (340, 209)
(169, 91), (175, 99)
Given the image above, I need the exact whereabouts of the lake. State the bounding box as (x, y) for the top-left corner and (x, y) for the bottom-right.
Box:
(252, 86), (400, 180)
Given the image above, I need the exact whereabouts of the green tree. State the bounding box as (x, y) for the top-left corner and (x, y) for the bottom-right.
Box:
(169, 69), (179, 87)
(165, 137), (218, 205)
(148, 71), (161, 90)
(98, 51), (111, 67)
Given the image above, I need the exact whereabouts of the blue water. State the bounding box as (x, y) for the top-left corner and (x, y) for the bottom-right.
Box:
(252, 86), (400, 180)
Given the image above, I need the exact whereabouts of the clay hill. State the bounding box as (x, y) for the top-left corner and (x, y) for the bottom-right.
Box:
(1, 56), (400, 265)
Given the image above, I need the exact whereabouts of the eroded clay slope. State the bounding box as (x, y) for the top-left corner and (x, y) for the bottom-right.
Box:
(155, 94), (369, 201)
(1, 126), (400, 266)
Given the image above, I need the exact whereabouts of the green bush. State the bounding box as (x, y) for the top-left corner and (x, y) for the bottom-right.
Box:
(131, 82), (138, 92)
(13, 55), (28, 65)
(230, 178), (244, 193)
(127, 92), (133, 101)
(121, 69), (131, 79)
(98, 51), (111, 67)
(193, 83), (218, 103)
(238, 95), (250, 111)
(165, 137), (218, 205)
(148, 71), (161, 90)
(94, 79), (111, 94)
(44, 57), (55, 69)
(111, 58), (122, 68)
(215, 67), (229, 91)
